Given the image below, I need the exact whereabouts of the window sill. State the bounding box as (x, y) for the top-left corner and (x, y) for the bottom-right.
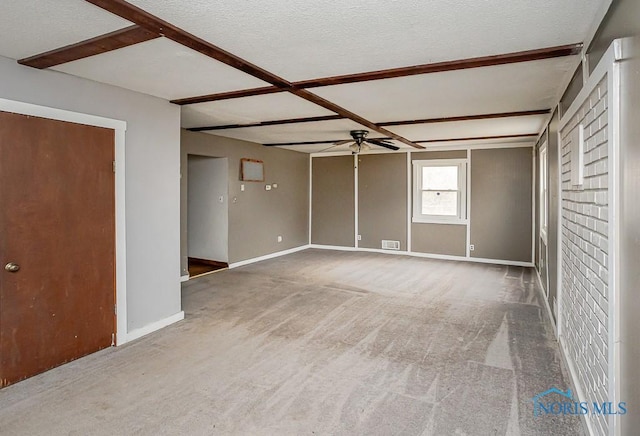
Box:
(412, 217), (468, 225)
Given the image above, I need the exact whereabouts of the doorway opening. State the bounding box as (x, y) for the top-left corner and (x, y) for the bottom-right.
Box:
(187, 155), (229, 278)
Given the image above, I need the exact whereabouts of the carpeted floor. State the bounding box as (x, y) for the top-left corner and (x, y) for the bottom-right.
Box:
(0, 249), (583, 435)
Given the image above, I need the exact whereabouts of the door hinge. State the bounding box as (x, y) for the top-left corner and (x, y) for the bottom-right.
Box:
(114, 304), (117, 315)
(111, 333), (115, 346)
(112, 161), (116, 173)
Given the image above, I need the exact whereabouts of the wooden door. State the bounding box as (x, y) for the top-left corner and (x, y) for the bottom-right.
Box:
(0, 111), (116, 387)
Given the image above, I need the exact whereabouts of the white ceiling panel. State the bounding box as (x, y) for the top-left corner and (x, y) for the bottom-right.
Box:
(128, 0), (606, 81)
(181, 93), (335, 129)
(312, 57), (578, 122)
(0, 0), (132, 60)
(53, 38), (269, 100)
(387, 115), (548, 141)
(199, 119), (375, 145)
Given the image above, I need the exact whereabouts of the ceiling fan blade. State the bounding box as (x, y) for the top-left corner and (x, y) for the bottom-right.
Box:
(319, 141), (354, 153)
(332, 139), (353, 146)
(367, 139), (399, 151)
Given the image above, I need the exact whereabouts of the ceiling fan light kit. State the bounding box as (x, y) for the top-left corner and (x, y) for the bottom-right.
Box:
(331, 130), (400, 154)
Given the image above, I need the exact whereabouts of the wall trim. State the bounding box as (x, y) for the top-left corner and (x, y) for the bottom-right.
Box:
(607, 40), (621, 434)
(309, 244), (534, 267)
(228, 245), (309, 269)
(308, 154), (313, 244)
(406, 151), (412, 252)
(558, 336), (595, 436)
(354, 154), (359, 248)
(125, 311), (185, 343)
(466, 149), (472, 257)
(180, 275), (190, 282)
(0, 97), (129, 346)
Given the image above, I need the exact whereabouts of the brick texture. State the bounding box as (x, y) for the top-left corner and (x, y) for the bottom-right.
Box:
(560, 77), (609, 436)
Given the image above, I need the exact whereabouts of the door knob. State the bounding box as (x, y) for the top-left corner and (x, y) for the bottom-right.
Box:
(4, 263), (20, 272)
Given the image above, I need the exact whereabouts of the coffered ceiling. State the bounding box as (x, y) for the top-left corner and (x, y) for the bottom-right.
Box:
(0, 0), (611, 153)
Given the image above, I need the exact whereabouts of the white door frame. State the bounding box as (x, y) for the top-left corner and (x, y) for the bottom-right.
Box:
(0, 98), (128, 345)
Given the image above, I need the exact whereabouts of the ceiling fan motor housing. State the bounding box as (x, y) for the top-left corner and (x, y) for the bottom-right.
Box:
(350, 130), (369, 142)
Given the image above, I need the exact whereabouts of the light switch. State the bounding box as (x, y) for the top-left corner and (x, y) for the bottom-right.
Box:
(240, 184), (245, 191)
(265, 184), (272, 191)
(272, 183), (278, 189)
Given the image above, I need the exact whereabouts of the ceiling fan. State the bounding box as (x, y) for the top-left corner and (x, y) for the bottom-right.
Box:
(321, 130), (400, 154)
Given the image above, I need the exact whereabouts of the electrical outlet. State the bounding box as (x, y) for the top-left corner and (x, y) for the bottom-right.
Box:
(277, 235), (282, 243)
(240, 184), (245, 191)
(469, 244), (475, 251)
(218, 196), (224, 203)
(265, 184), (272, 191)
(272, 183), (278, 189)
(357, 235), (362, 241)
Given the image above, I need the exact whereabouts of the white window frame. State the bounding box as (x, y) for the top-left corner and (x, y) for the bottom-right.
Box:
(540, 142), (548, 244)
(412, 159), (468, 224)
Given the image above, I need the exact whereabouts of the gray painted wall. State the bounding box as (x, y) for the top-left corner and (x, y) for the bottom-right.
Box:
(588, 0), (640, 72)
(181, 131), (309, 268)
(187, 156), (228, 262)
(0, 55), (181, 332)
(561, 0), (640, 112)
(311, 147), (532, 263)
(358, 154), (407, 250)
(311, 155), (355, 247)
(412, 223), (466, 256)
(411, 150), (467, 161)
(470, 147), (533, 262)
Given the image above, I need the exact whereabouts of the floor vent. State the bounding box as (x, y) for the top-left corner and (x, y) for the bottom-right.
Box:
(381, 240), (400, 250)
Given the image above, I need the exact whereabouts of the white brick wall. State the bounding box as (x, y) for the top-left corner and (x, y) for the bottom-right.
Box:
(560, 77), (609, 436)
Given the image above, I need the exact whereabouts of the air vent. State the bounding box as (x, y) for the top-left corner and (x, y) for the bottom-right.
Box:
(381, 240), (400, 250)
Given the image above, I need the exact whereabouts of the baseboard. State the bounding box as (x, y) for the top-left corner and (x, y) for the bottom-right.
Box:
(310, 244), (358, 251)
(309, 244), (534, 267)
(124, 311), (185, 344)
(180, 275), (190, 283)
(535, 268), (558, 337)
(535, 271), (591, 435)
(188, 257), (228, 268)
(558, 337), (595, 436)
(228, 245), (309, 269)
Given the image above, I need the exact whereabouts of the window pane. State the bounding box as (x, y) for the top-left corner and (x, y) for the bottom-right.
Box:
(421, 191), (458, 216)
(422, 166), (458, 190)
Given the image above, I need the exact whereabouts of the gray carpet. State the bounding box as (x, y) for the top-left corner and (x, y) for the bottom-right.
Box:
(0, 249), (582, 435)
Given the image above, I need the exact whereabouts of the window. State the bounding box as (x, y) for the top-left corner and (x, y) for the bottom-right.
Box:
(413, 159), (467, 223)
(539, 143), (548, 243)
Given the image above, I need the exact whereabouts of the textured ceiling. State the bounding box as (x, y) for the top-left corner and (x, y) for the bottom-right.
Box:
(181, 93), (334, 129)
(0, 0), (612, 153)
(386, 115), (547, 141)
(311, 57), (577, 122)
(53, 38), (270, 100)
(197, 118), (375, 145)
(127, 0), (604, 81)
(0, 0), (131, 60)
